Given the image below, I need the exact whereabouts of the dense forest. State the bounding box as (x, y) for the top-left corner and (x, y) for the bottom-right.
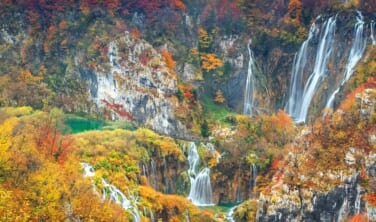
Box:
(0, 0), (375, 221)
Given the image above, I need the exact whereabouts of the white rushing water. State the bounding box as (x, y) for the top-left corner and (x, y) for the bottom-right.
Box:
(371, 21), (376, 45)
(285, 23), (317, 118)
(243, 39), (257, 116)
(285, 16), (337, 122)
(225, 206), (237, 222)
(187, 142), (214, 206)
(297, 16), (337, 122)
(250, 164), (257, 194)
(325, 11), (366, 109)
(81, 163), (141, 222)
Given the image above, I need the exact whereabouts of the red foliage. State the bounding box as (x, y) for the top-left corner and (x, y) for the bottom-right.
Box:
(130, 27), (141, 39)
(184, 89), (195, 101)
(349, 214), (368, 222)
(276, 172), (284, 182)
(365, 194), (376, 207)
(101, 99), (133, 120)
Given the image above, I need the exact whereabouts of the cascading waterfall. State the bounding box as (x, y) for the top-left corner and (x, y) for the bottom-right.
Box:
(354, 185), (361, 215)
(150, 208), (155, 222)
(285, 16), (336, 122)
(325, 11), (366, 109)
(81, 163), (141, 222)
(371, 21), (376, 45)
(150, 158), (158, 190)
(187, 142), (214, 206)
(225, 206), (237, 222)
(250, 164), (257, 193)
(337, 184), (349, 222)
(82, 162), (95, 177)
(243, 39), (257, 116)
(285, 23), (317, 118)
(297, 16), (336, 122)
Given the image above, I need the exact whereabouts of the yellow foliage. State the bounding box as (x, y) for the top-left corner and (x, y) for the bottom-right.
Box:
(198, 28), (210, 49)
(201, 53), (223, 72)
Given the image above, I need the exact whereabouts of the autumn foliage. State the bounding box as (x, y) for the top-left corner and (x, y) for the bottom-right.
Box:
(161, 50), (176, 71)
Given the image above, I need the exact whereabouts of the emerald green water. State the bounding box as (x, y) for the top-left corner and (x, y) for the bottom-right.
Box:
(63, 115), (136, 134)
(64, 117), (106, 134)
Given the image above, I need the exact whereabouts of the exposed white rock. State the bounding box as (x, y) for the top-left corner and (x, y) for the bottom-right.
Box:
(85, 32), (184, 135)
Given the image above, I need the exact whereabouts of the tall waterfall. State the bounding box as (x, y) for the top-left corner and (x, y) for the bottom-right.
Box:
(371, 21), (376, 45)
(243, 39), (257, 116)
(81, 163), (141, 222)
(286, 16), (337, 122)
(285, 23), (317, 118)
(326, 11), (366, 109)
(187, 142), (214, 206)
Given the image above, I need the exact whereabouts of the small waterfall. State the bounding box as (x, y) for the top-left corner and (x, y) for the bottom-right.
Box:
(355, 185), (361, 214)
(186, 211), (191, 222)
(187, 142), (214, 206)
(150, 208), (155, 222)
(82, 162), (95, 177)
(326, 11), (366, 109)
(225, 206), (237, 222)
(243, 39), (257, 116)
(81, 163), (141, 222)
(371, 21), (376, 45)
(150, 159), (158, 190)
(296, 16), (337, 122)
(250, 164), (257, 193)
(337, 197), (348, 222)
(285, 23), (317, 118)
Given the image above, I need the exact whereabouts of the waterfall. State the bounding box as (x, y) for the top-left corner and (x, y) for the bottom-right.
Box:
(81, 163), (141, 222)
(150, 208), (155, 222)
(82, 162), (95, 177)
(187, 142), (214, 206)
(325, 11), (366, 109)
(285, 16), (336, 122)
(150, 159), (158, 190)
(243, 39), (257, 116)
(250, 164), (257, 193)
(371, 21), (376, 45)
(354, 185), (361, 214)
(297, 16), (337, 122)
(225, 206), (237, 222)
(285, 23), (317, 118)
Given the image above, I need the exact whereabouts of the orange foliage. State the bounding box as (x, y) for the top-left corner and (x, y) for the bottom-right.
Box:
(58, 20), (68, 30)
(365, 193), (376, 207)
(17, 69), (43, 83)
(161, 50), (176, 71)
(214, 90), (225, 103)
(349, 214), (368, 222)
(170, 0), (186, 10)
(340, 77), (376, 111)
(131, 27), (141, 39)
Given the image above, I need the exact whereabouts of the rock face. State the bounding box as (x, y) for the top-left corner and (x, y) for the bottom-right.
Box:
(80, 32), (185, 136)
(256, 177), (361, 222)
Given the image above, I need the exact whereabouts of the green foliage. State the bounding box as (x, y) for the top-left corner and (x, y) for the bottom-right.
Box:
(201, 120), (210, 138)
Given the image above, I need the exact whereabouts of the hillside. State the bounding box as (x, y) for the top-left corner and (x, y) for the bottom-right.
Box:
(0, 0), (375, 221)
